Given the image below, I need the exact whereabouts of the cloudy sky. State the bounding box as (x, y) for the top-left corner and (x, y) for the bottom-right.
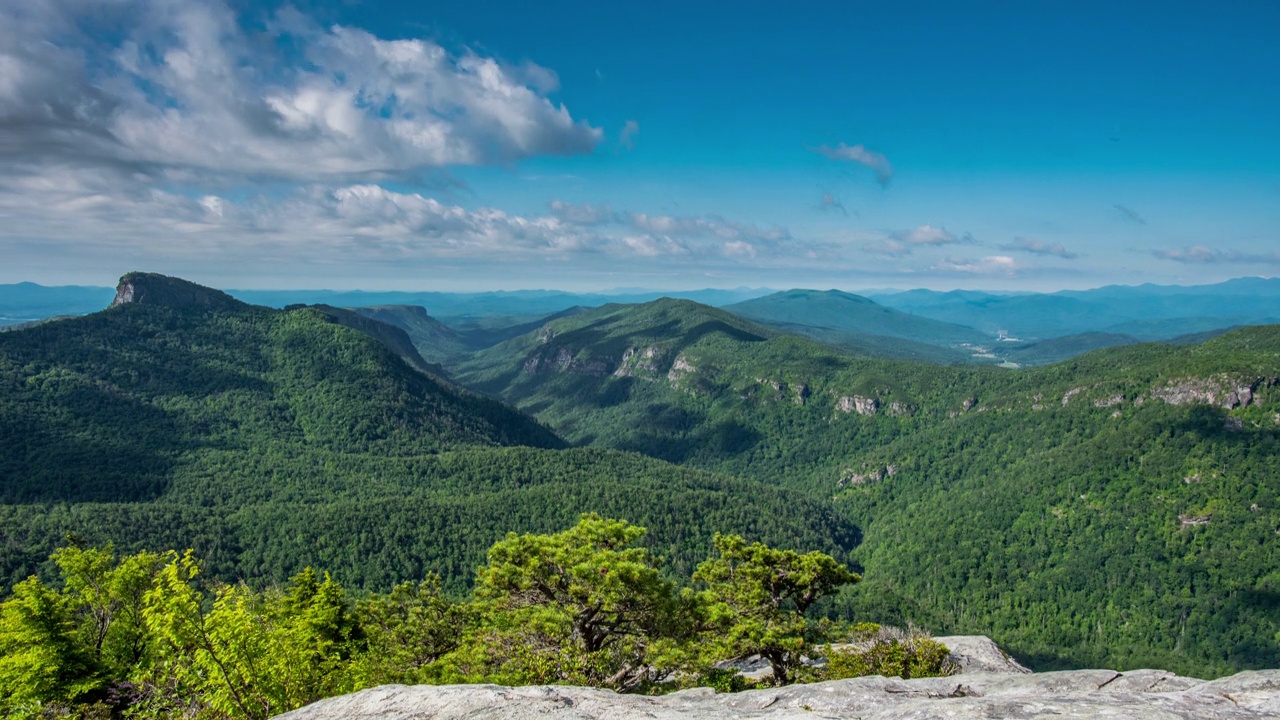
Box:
(1, 0), (1277, 291)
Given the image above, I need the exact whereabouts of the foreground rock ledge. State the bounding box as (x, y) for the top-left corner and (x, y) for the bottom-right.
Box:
(275, 669), (1280, 720)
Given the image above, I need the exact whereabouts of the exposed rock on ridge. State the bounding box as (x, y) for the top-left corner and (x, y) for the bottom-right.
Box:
(273, 669), (1280, 720)
(111, 272), (247, 311)
(1149, 376), (1275, 410)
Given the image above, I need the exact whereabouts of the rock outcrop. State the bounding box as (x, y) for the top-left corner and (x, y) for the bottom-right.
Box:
(1149, 376), (1272, 410)
(836, 395), (879, 416)
(522, 348), (611, 376)
(111, 272), (247, 311)
(273, 668), (1280, 719)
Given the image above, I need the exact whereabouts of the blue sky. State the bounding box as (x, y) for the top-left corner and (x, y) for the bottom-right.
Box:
(1, 0), (1277, 291)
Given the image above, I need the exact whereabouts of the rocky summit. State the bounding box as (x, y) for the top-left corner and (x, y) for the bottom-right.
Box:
(273, 670), (1280, 720)
(273, 637), (1280, 720)
(111, 271), (247, 311)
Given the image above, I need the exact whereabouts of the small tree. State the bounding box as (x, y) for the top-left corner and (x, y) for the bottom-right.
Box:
(457, 514), (681, 689)
(139, 553), (357, 719)
(694, 533), (859, 684)
(349, 574), (471, 687)
(0, 577), (103, 709)
(53, 543), (164, 676)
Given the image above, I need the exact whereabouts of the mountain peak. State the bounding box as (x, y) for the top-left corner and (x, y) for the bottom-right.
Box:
(110, 272), (247, 311)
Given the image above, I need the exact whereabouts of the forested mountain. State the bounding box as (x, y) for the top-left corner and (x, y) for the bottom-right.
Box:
(455, 297), (1280, 674)
(724, 289), (989, 363)
(350, 304), (587, 366)
(0, 274), (856, 595)
(4, 274), (1280, 677)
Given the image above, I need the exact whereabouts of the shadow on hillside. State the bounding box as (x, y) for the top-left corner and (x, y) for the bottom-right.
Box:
(0, 392), (178, 504)
(1166, 405), (1275, 444)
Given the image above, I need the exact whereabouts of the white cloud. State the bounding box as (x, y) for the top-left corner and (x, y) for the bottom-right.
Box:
(0, 0), (601, 183)
(0, 167), (832, 268)
(933, 255), (1020, 276)
(861, 238), (910, 257)
(622, 234), (689, 257)
(549, 200), (616, 225)
(812, 143), (893, 186)
(999, 236), (1079, 259)
(895, 224), (957, 246)
(620, 120), (640, 150)
(859, 224), (960, 256)
(1153, 245), (1280, 265)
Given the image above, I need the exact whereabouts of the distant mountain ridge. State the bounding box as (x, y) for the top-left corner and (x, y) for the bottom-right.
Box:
(723, 289), (989, 363)
(870, 276), (1280, 341)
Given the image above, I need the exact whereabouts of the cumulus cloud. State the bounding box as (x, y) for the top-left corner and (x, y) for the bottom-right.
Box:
(812, 143), (893, 186)
(895, 224), (957, 246)
(999, 236), (1079, 259)
(1153, 245), (1280, 265)
(549, 200), (616, 225)
(856, 225), (964, 257)
(0, 162), (829, 270)
(933, 255), (1020, 276)
(0, 0), (601, 183)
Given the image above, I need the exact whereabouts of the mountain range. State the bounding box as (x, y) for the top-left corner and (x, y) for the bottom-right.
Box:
(1, 271), (1279, 677)
(8, 277), (1280, 367)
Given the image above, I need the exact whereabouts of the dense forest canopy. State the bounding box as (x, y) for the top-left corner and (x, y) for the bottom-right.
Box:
(1, 273), (1278, 687)
(0, 519), (948, 718)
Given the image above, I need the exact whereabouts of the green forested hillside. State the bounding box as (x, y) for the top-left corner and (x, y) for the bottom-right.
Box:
(4, 276), (1280, 678)
(0, 279), (858, 595)
(454, 298), (1280, 674)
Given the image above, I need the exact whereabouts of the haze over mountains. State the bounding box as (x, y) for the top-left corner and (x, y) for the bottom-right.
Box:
(6, 277), (1280, 367)
(2, 271), (1279, 679)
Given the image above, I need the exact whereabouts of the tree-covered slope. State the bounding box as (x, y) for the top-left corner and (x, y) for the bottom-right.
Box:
(350, 304), (588, 367)
(0, 275), (858, 595)
(832, 329), (1280, 676)
(1000, 331), (1141, 366)
(454, 298), (1280, 674)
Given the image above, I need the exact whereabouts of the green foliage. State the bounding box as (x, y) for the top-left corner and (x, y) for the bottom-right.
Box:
(693, 533), (860, 684)
(451, 515), (684, 690)
(821, 625), (956, 680)
(53, 543), (162, 677)
(451, 295), (1280, 675)
(348, 576), (468, 687)
(6, 278), (1280, 681)
(0, 525), (864, 717)
(0, 300), (859, 597)
(136, 554), (358, 719)
(0, 577), (102, 709)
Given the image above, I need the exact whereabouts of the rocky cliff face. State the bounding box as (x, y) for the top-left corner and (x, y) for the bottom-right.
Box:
(273, 669), (1280, 720)
(110, 272), (247, 311)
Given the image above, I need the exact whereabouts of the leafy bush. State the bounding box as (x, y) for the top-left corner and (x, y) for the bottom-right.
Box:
(822, 624), (957, 680)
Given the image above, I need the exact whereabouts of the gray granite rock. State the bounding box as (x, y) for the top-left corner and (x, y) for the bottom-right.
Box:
(274, 668), (1280, 720)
